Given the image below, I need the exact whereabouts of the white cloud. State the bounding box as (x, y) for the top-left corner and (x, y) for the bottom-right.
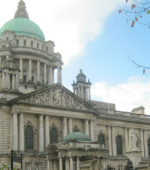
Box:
(0, 0), (126, 65)
(91, 76), (150, 115)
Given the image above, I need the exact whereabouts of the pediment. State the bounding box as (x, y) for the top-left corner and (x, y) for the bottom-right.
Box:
(9, 84), (95, 112)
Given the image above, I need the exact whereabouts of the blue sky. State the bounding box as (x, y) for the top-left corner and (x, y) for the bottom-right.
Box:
(0, 0), (150, 114)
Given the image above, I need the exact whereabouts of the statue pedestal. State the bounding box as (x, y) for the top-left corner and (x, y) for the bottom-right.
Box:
(126, 150), (141, 168)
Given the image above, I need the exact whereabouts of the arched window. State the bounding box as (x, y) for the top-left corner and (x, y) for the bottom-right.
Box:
(2, 45), (6, 49)
(25, 126), (34, 149)
(50, 128), (58, 144)
(148, 138), (150, 156)
(116, 136), (122, 155)
(98, 134), (105, 144)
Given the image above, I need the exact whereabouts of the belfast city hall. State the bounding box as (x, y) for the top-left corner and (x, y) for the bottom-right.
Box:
(0, 0), (150, 170)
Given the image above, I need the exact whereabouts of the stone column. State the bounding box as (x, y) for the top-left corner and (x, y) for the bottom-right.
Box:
(77, 157), (80, 170)
(12, 74), (15, 90)
(47, 159), (50, 170)
(85, 87), (88, 100)
(90, 120), (94, 141)
(78, 86), (80, 97)
(65, 158), (70, 170)
(6, 72), (8, 88)
(112, 126), (116, 156)
(70, 157), (73, 170)
(44, 63), (47, 84)
(37, 61), (40, 82)
(68, 118), (72, 134)
(13, 112), (18, 150)
(89, 87), (91, 100)
(2, 72), (5, 88)
(108, 126), (112, 156)
(59, 157), (62, 170)
(125, 127), (128, 152)
(53, 160), (57, 170)
(85, 120), (89, 136)
(144, 130), (148, 157)
(39, 115), (44, 152)
(49, 66), (53, 85)
(15, 75), (18, 89)
(57, 66), (62, 84)
(19, 59), (23, 80)
(7, 73), (10, 89)
(140, 129), (144, 157)
(63, 117), (67, 137)
(19, 113), (24, 151)
(28, 60), (32, 81)
(50, 160), (53, 170)
(45, 116), (50, 147)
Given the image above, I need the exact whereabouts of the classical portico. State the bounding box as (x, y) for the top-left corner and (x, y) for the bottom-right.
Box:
(46, 132), (108, 170)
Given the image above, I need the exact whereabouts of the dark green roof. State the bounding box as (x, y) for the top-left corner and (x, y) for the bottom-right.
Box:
(0, 18), (45, 41)
(62, 132), (92, 143)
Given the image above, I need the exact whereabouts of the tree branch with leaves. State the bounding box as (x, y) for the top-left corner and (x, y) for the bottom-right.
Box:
(119, 0), (150, 27)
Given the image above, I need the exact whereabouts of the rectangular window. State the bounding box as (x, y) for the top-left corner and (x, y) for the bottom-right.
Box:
(25, 163), (31, 170)
(32, 76), (34, 83)
(6, 37), (9, 41)
(31, 41), (33, 47)
(25, 85), (27, 89)
(37, 43), (39, 49)
(46, 47), (48, 51)
(23, 75), (27, 83)
(16, 40), (19, 46)
(24, 40), (26, 46)
(42, 80), (44, 84)
(35, 164), (40, 170)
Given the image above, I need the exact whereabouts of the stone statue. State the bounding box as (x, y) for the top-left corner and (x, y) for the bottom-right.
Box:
(124, 159), (133, 170)
(129, 128), (138, 150)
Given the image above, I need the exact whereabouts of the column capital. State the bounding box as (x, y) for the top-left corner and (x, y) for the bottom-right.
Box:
(11, 110), (20, 115)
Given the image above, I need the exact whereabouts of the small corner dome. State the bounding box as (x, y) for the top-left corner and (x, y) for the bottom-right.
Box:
(0, 18), (45, 41)
(62, 132), (92, 143)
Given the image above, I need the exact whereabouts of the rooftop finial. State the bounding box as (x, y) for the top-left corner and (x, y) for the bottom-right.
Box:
(80, 69), (82, 73)
(14, 0), (29, 19)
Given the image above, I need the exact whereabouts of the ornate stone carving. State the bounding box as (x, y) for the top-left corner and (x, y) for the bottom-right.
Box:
(129, 128), (139, 151)
(15, 84), (94, 112)
(73, 125), (79, 132)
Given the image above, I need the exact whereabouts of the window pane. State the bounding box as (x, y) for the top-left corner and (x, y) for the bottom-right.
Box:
(50, 128), (58, 144)
(25, 126), (33, 149)
(117, 136), (122, 155)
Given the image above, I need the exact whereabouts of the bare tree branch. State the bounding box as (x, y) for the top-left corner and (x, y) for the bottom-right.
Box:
(128, 57), (150, 69)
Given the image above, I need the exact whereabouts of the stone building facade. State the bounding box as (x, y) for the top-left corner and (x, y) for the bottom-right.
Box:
(0, 1), (150, 170)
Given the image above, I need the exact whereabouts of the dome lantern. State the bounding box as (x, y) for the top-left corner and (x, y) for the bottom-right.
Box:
(14, 0), (29, 19)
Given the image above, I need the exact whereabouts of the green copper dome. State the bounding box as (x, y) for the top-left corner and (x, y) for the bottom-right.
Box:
(0, 18), (45, 41)
(62, 132), (92, 143)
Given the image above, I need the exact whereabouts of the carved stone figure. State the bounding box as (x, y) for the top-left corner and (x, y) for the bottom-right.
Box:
(129, 128), (138, 150)
(19, 85), (94, 112)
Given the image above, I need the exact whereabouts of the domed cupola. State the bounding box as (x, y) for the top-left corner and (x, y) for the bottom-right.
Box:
(62, 132), (92, 143)
(0, 0), (45, 41)
(72, 70), (92, 100)
(76, 69), (86, 83)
